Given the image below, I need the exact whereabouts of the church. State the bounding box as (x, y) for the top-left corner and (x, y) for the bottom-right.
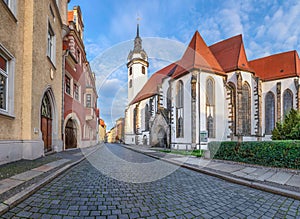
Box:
(124, 25), (300, 150)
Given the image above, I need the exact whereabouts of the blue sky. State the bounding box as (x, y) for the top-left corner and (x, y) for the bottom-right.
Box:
(68, 0), (300, 129)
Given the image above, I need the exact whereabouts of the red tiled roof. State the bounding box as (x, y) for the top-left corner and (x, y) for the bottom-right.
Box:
(130, 63), (177, 105)
(249, 50), (300, 81)
(209, 34), (254, 73)
(172, 31), (225, 79)
(68, 11), (74, 22)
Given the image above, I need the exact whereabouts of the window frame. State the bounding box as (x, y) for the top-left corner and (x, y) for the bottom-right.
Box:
(86, 94), (92, 108)
(206, 77), (215, 138)
(265, 91), (275, 135)
(0, 44), (15, 117)
(47, 22), (56, 65)
(283, 89), (293, 117)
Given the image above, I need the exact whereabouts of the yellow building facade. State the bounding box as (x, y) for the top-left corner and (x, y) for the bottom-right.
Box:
(0, 0), (69, 165)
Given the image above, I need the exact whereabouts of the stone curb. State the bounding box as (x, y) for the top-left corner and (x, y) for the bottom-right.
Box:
(0, 147), (99, 216)
(124, 145), (300, 201)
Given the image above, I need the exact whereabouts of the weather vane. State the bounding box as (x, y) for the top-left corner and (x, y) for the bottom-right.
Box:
(137, 13), (142, 24)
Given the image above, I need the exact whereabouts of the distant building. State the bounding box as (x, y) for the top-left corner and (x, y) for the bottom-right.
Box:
(98, 118), (106, 143)
(0, 0), (69, 165)
(125, 26), (300, 149)
(107, 127), (116, 143)
(63, 6), (98, 149)
(115, 118), (125, 143)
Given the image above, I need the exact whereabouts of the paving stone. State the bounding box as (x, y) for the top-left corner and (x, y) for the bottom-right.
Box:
(0, 178), (24, 194)
(2, 144), (300, 218)
(286, 174), (300, 188)
(266, 172), (293, 185)
(10, 170), (43, 181)
(257, 170), (276, 181)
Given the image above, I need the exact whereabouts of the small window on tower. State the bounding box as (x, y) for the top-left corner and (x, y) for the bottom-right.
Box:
(129, 67), (132, 75)
(129, 79), (132, 88)
(142, 66), (145, 74)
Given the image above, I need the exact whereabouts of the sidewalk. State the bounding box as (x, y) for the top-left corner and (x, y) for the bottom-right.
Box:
(123, 144), (300, 200)
(0, 145), (100, 215)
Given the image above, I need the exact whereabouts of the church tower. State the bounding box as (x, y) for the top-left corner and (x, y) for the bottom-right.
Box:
(127, 23), (149, 104)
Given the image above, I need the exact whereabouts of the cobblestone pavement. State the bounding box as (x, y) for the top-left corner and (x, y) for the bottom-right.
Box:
(2, 144), (300, 218)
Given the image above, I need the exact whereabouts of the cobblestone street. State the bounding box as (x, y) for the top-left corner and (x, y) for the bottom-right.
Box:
(2, 144), (300, 218)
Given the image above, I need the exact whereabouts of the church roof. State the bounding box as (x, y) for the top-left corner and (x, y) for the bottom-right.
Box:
(130, 63), (177, 105)
(172, 31), (225, 79)
(209, 34), (254, 73)
(249, 50), (300, 81)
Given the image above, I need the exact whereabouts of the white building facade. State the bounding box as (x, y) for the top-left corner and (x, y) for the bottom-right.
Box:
(124, 29), (300, 149)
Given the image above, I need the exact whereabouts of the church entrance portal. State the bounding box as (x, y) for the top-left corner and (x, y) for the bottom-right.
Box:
(41, 94), (52, 152)
(158, 128), (167, 148)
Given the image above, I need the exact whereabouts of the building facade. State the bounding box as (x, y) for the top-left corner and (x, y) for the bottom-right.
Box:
(98, 118), (106, 143)
(63, 6), (98, 150)
(124, 28), (300, 149)
(0, 0), (69, 165)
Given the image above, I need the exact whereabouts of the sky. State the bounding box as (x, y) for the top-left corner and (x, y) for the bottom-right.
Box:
(68, 0), (300, 130)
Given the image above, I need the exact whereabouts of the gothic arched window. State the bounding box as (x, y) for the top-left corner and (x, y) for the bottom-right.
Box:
(283, 89), (293, 117)
(176, 80), (184, 108)
(176, 80), (184, 138)
(206, 78), (215, 138)
(228, 82), (236, 134)
(145, 104), (150, 131)
(133, 106), (138, 134)
(241, 83), (251, 135)
(167, 87), (171, 111)
(265, 91), (275, 135)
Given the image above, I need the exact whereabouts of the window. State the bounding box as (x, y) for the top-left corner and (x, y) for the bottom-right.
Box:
(167, 87), (171, 111)
(228, 83), (236, 134)
(86, 94), (91, 107)
(65, 76), (71, 95)
(283, 89), (293, 117)
(142, 66), (145, 74)
(0, 44), (14, 116)
(74, 84), (79, 101)
(176, 80), (184, 137)
(265, 91), (275, 135)
(0, 55), (7, 110)
(241, 83), (251, 135)
(47, 22), (56, 64)
(206, 78), (215, 138)
(129, 67), (132, 75)
(176, 80), (184, 108)
(145, 104), (150, 131)
(133, 106), (138, 134)
(129, 79), (132, 88)
(3, 0), (17, 17)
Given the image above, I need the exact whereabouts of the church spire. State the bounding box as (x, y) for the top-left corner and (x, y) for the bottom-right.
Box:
(136, 23), (140, 38)
(133, 22), (142, 52)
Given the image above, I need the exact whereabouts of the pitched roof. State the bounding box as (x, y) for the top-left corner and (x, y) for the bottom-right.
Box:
(249, 50), (300, 81)
(172, 31), (225, 79)
(130, 63), (177, 105)
(209, 34), (254, 73)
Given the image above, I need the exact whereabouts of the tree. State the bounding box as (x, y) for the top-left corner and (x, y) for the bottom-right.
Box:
(272, 109), (300, 140)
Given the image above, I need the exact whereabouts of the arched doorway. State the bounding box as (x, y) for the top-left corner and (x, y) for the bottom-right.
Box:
(158, 128), (167, 148)
(41, 94), (52, 152)
(65, 119), (77, 149)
